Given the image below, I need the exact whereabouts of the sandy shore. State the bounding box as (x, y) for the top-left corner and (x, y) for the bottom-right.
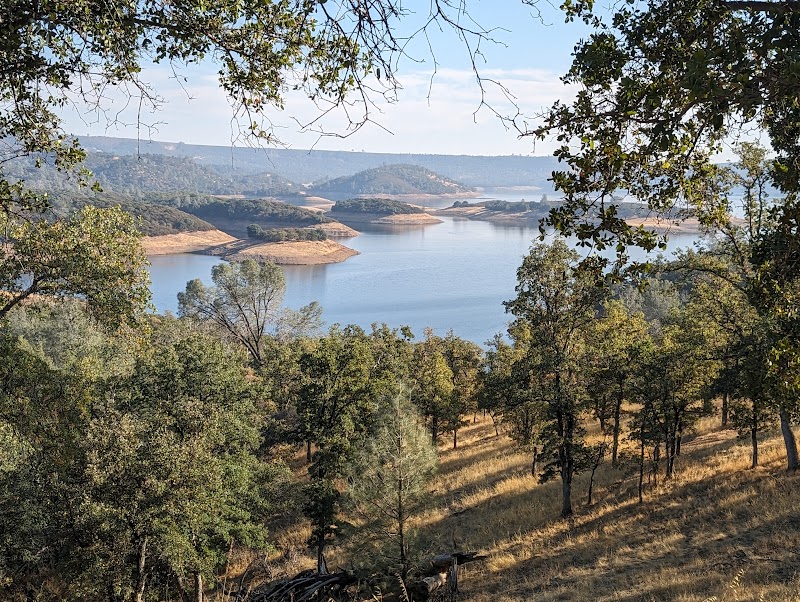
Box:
(228, 240), (360, 265)
(143, 229), (237, 255)
(315, 222), (360, 237)
(333, 211), (442, 225)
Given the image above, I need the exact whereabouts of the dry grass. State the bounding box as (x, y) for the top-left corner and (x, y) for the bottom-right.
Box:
(415, 416), (800, 602)
(251, 414), (800, 601)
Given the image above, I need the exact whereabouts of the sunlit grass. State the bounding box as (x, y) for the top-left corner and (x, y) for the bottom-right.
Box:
(251, 411), (800, 602)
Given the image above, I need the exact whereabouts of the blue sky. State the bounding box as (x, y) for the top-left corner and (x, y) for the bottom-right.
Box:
(60, 1), (594, 156)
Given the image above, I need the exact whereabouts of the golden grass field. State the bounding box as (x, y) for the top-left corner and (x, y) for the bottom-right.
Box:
(255, 413), (800, 602)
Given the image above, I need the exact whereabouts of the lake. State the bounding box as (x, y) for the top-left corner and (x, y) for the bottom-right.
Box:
(148, 212), (699, 344)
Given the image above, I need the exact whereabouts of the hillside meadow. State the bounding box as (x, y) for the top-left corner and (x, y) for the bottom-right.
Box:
(265, 414), (800, 602)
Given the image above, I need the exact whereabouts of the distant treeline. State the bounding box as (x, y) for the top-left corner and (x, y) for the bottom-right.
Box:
(41, 190), (215, 236)
(331, 198), (424, 216)
(184, 198), (332, 226)
(247, 225), (328, 242)
(4, 153), (300, 197)
(451, 198), (552, 211)
(312, 164), (474, 195)
(78, 135), (563, 187)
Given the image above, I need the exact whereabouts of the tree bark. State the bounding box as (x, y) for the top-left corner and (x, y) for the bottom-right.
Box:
(751, 422), (759, 469)
(721, 390), (729, 427)
(193, 572), (203, 602)
(611, 388), (623, 466)
(306, 440), (312, 463)
(638, 430), (645, 504)
(779, 408), (799, 471)
(453, 428), (457, 449)
(558, 409), (574, 518)
(174, 574), (190, 602)
(317, 545), (327, 575)
(132, 536), (148, 602)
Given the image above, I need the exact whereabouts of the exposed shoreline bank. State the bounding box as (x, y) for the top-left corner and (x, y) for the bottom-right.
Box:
(143, 229), (360, 265)
(435, 206), (720, 234)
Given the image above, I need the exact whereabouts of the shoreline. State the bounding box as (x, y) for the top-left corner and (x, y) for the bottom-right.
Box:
(143, 229), (360, 265)
(330, 211), (442, 225)
(435, 206), (722, 234)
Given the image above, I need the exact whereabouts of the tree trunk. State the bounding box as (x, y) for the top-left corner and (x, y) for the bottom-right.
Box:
(560, 461), (573, 518)
(587, 444), (605, 506)
(306, 440), (312, 463)
(453, 428), (457, 449)
(638, 431), (645, 504)
(398, 484), (407, 582)
(779, 407), (799, 471)
(651, 442), (660, 488)
(431, 414), (439, 444)
(193, 572), (203, 602)
(558, 409), (574, 518)
(132, 536), (148, 602)
(611, 388), (623, 467)
(531, 446), (538, 478)
(664, 429), (674, 479)
(174, 574), (190, 602)
(721, 390), (729, 427)
(751, 422), (759, 469)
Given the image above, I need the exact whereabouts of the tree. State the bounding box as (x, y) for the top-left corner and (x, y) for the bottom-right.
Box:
(583, 300), (650, 466)
(531, 0), (800, 262)
(296, 325), (377, 573)
(86, 333), (277, 602)
(346, 392), (437, 582)
(410, 329), (455, 445)
(504, 240), (608, 517)
(0, 205), (150, 328)
(178, 258), (320, 365)
(677, 142), (800, 471)
(441, 331), (483, 449)
(0, 315), (282, 602)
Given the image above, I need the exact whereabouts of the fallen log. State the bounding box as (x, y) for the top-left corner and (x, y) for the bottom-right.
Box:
(409, 551), (487, 601)
(246, 569), (358, 602)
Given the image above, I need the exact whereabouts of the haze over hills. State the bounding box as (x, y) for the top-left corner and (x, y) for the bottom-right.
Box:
(75, 135), (560, 188)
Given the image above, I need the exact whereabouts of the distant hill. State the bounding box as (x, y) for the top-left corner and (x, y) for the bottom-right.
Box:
(44, 190), (216, 236)
(311, 164), (474, 196)
(178, 198), (333, 238)
(5, 153), (300, 197)
(331, 198), (425, 216)
(73, 135), (560, 187)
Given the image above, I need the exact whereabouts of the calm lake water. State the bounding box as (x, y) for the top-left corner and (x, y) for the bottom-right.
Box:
(148, 213), (699, 345)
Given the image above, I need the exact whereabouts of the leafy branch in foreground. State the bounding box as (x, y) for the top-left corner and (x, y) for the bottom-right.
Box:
(530, 0), (800, 266)
(0, 205), (150, 328)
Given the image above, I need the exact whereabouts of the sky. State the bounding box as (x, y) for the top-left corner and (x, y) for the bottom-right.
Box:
(59, 1), (594, 157)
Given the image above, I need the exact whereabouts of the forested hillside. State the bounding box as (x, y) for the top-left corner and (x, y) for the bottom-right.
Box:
(3, 0), (800, 598)
(5, 153), (300, 197)
(4, 227), (800, 601)
(311, 164), (475, 195)
(44, 190), (216, 236)
(76, 135), (559, 187)
(330, 198), (425, 215)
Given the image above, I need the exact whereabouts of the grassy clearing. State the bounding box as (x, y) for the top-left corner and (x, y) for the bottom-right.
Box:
(254, 414), (800, 601)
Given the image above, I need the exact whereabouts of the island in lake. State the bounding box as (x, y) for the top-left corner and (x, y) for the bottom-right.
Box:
(9, 146), (716, 265)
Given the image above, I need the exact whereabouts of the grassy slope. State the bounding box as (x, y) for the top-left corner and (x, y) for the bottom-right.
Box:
(265, 413), (800, 602)
(420, 416), (800, 602)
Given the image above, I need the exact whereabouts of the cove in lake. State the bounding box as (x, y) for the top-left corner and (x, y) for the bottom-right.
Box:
(148, 216), (699, 345)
